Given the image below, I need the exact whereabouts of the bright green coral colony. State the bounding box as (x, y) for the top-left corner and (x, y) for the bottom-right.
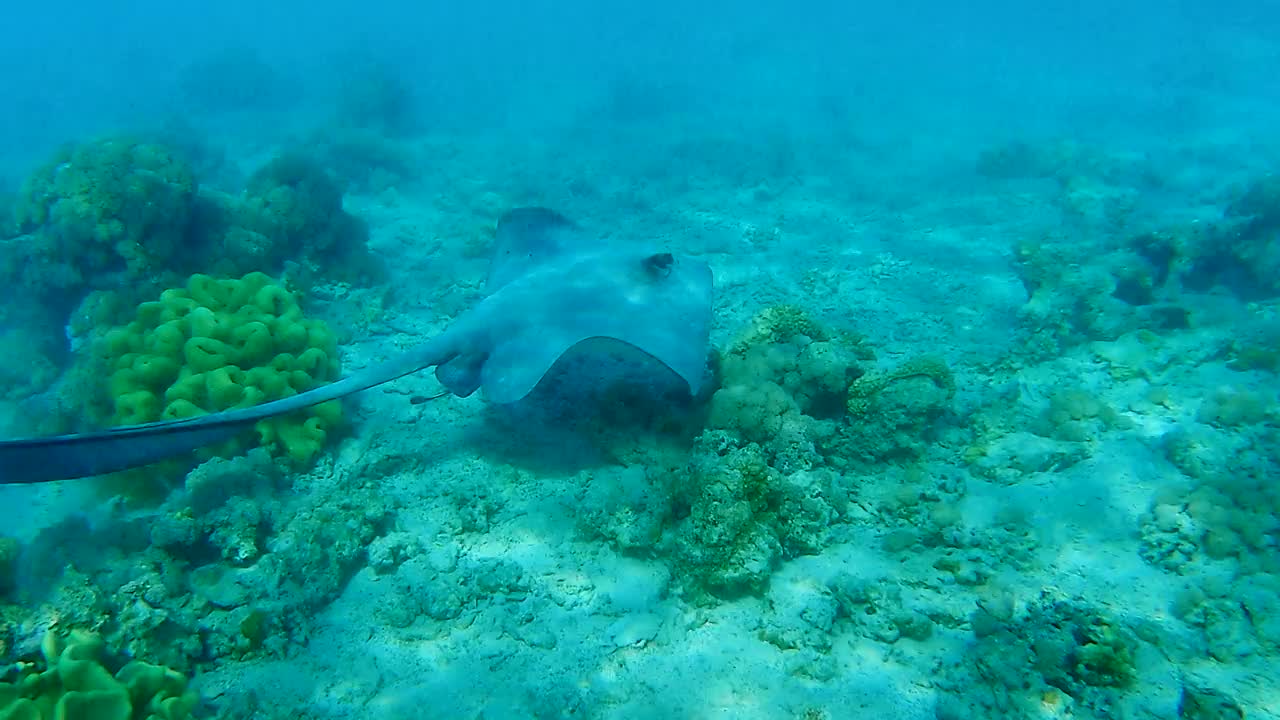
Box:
(100, 272), (342, 466)
(0, 631), (196, 720)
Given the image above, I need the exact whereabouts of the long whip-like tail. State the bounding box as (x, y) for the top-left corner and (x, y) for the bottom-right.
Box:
(0, 341), (453, 484)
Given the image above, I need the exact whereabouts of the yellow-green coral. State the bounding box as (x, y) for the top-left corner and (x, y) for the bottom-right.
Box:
(0, 630), (196, 720)
(99, 271), (342, 466)
(731, 304), (832, 351)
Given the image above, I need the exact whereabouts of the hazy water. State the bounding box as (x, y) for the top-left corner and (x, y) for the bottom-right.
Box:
(3, 0), (1276, 175)
(2, 2), (1279, 718)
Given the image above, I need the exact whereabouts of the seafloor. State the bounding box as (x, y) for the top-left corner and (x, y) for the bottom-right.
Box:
(1, 115), (1277, 720)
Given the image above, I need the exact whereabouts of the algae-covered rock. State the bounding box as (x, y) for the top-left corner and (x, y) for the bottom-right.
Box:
(837, 354), (956, 463)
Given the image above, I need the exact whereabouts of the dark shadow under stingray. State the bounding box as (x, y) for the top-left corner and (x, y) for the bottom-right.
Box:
(467, 338), (713, 475)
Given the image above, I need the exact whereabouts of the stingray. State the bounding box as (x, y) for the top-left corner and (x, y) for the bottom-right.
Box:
(0, 207), (713, 485)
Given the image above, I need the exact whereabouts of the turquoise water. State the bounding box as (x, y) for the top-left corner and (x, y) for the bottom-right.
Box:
(0, 1), (1276, 718)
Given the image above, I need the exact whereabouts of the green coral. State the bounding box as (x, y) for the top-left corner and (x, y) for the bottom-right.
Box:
(0, 630), (196, 720)
(14, 137), (197, 281)
(98, 271), (342, 467)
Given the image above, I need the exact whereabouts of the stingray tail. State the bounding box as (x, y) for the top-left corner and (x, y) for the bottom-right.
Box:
(0, 421), (252, 485)
(0, 340), (454, 485)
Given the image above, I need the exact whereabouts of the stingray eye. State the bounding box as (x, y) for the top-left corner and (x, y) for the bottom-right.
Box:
(642, 253), (674, 279)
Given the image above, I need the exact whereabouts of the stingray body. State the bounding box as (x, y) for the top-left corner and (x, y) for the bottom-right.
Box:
(0, 208), (713, 484)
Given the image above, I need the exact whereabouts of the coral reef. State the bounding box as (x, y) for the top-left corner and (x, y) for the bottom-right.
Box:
(1202, 174), (1280, 298)
(659, 307), (868, 597)
(96, 272), (342, 468)
(582, 306), (966, 601)
(5, 140), (383, 313)
(1011, 234), (1188, 358)
(1141, 423), (1280, 576)
(10, 449), (394, 671)
(668, 434), (837, 599)
(1011, 171), (1280, 361)
(191, 152), (384, 285)
(0, 630), (196, 719)
(707, 304), (872, 469)
(0, 328), (62, 400)
(4, 126), (1279, 718)
(0, 139), (383, 392)
(11, 137), (197, 294)
(938, 593), (1139, 718)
